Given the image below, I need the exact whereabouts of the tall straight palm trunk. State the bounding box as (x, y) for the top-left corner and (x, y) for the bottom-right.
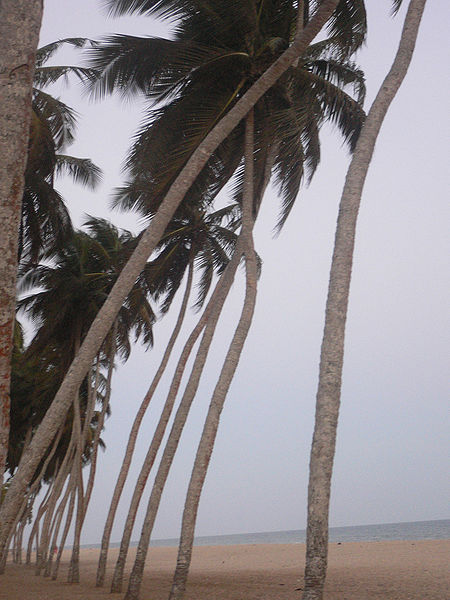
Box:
(0, 0), (43, 486)
(169, 112), (259, 600)
(302, 2), (427, 599)
(96, 261), (194, 587)
(0, 0), (339, 554)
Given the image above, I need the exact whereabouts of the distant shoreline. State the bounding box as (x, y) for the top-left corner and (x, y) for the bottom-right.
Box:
(82, 518), (450, 550)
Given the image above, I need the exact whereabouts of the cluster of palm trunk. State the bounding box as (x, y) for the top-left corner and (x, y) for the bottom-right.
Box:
(0, 1), (426, 600)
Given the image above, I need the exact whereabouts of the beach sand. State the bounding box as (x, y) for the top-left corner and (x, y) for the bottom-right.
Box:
(1, 539), (448, 599)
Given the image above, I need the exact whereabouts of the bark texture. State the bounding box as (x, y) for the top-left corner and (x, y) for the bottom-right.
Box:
(0, 0), (43, 486)
(0, 0), (339, 553)
(302, 2), (427, 598)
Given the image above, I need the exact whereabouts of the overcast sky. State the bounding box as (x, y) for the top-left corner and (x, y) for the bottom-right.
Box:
(36, 1), (449, 545)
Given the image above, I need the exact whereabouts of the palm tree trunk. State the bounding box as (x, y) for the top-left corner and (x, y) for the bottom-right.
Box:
(302, 2), (427, 598)
(68, 393), (84, 583)
(110, 254), (244, 593)
(123, 246), (246, 600)
(35, 427), (76, 575)
(169, 111), (258, 600)
(0, 0), (339, 552)
(96, 262), (194, 587)
(51, 477), (77, 580)
(0, 429), (62, 574)
(0, 0), (42, 485)
(44, 477), (72, 577)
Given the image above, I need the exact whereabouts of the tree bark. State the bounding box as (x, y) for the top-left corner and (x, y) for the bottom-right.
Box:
(0, 0), (42, 486)
(0, 0), (339, 553)
(302, 2), (427, 598)
(169, 111), (258, 600)
(96, 262), (194, 587)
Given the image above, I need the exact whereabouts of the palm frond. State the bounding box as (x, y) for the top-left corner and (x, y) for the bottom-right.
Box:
(32, 89), (78, 149)
(391, 0), (404, 15)
(87, 34), (242, 101)
(35, 38), (94, 67)
(306, 58), (366, 104)
(291, 68), (366, 151)
(55, 156), (102, 189)
(34, 65), (98, 89)
(325, 0), (367, 55)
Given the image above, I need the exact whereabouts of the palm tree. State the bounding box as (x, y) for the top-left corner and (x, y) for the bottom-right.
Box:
(302, 1), (427, 598)
(90, 0), (365, 233)
(20, 38), (101, 266)
(13, 224), (155, 576)
(0, 0), (43, 490)
(0, 0), (347, 557)
(88, 2), (365, 596)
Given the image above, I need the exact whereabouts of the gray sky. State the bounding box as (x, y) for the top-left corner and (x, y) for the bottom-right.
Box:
(36, 1), (449, 545)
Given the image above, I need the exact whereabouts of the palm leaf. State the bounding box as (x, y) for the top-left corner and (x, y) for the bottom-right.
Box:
(34, 65), (98, 89)
(35, 37), (94, 67)
(55, 156), (102, 189)
(325, 0), (367, 55)
(32, 89), (78, 149)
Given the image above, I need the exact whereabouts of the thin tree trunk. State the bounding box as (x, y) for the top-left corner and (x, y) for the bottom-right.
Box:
(68, 348), (114, 582)
(83, 359), (113, 512)
(44, 476), (72, 577)
(123, 246), (247, 600)
(302, 2), (427, 598)
(0, 0), (42, 486)
(66, 359), (101, 581)
(35, 427), (76, 575)
(96, 262), (194, 587)
(0, 1), (339, 550)
(169, 111), (258, 600)
(110, 254), (243, 593)
(51, 476), (77, 580)
(33, 475), (63, 574)
(67, 393), (84, 583)
(0, 429), (62, 573)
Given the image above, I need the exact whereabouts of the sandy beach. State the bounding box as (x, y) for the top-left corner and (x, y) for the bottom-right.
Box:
(1, 540), (448, 599)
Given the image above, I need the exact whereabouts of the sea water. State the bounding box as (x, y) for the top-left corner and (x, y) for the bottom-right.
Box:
(82, 519), (450, 548)
(82, 519), (449, 549)
(145, 518), (450, 548)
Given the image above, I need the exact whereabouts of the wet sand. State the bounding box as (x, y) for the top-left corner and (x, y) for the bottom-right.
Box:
(1, 539), (448, 599)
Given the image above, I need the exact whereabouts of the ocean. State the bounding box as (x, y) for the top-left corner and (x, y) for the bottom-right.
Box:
(89, 518), (449, 550)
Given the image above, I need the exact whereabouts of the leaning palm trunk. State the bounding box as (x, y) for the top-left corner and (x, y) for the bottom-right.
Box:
(69, 347), (114, 582)
(0, 429), (62, 574)
(302, 2), (427, 599)
(44, 476), (73, 577)
(35, 421), (77, 575)
(169, 111), (258, 600)
(51, 476), (77, 580)
(110, 250), (242, 592)
(68, 361), (101, 583)
(123, 244), (247, 600)
(0, 0), (339, 553)
(34, 465), (72, 575)
(0, 0), (42, 484)
(67, 411), (84, 584)
(96, 262), (194, 587)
